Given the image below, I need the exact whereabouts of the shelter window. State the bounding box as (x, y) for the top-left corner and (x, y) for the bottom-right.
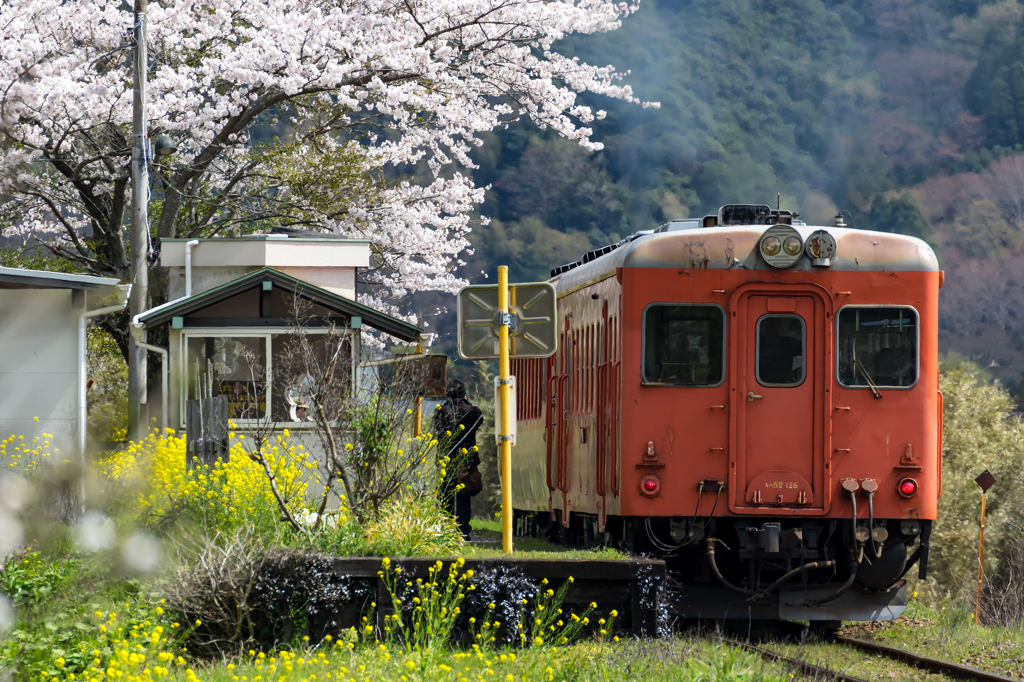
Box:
(642, 305), (724, 386)
(838, 307), (918, 389)
(183, 330), (353, 425)
(756, 315), (806, 387)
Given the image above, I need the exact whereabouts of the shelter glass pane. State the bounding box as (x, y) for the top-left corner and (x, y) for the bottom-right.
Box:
(642, 305), (724, 386)
(271, 333), (352, 422)
(185, 336), (267, 419)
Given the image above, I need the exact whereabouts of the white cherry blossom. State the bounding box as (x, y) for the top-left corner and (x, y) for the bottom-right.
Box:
(0, 0), (653, 327)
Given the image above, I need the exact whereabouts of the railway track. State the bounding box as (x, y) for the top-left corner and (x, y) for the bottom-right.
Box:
(717, 635), (868, 681)
(717, 631), (1023, 681)
(833, 635), (1022, 682)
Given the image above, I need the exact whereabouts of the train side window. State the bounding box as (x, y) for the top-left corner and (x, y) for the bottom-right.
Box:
(642, 304), (725, 386)
(838, 307), (918, 389)
(756, 315), (805, 387)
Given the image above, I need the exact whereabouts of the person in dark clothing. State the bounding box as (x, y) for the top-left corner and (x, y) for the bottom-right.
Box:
(433, 379), (483, 540)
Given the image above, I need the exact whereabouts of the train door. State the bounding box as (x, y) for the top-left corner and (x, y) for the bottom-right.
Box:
(730, 292), (829, 513)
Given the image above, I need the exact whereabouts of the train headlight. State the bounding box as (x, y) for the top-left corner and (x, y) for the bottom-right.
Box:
(639, 473), (662, 498)
(783, 235), (802, 256)
(898, 478), (918, 498)
(759, 225), (803, 268)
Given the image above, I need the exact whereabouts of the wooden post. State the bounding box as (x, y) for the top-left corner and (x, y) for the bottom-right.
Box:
(973, 469), (996, 625)
(185, 396), (229, 467)
(498, 266), (513, 554)
(976, 489), (987, 624)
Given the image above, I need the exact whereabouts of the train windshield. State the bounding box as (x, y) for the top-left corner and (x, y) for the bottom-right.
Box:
(642, 305), (724, 386)
(838, 307), (918, 389)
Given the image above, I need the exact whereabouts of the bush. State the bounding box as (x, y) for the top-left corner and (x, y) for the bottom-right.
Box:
(914, 360), (1024, 620)
(100, 430), (313, 539)
(362, 494), (465, 557)
(166, 531), (372, 656)
(0, 548), (182, 682)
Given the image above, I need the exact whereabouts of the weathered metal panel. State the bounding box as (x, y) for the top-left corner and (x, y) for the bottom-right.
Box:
(550, 226), (939, 296)
(622, 226), (939, 272)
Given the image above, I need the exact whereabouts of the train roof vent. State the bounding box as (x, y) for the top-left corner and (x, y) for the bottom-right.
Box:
(654, 219), (701, 233)
(549, 261), (582, 278)
(581, 242), (620, 263)
(719, 204), (772, 226)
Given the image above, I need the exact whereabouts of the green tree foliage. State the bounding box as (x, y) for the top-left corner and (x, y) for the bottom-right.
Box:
(556, 0), (877, 217)
(964, 20), (1022, 146)
(951, 198), (1020, 257)
(916, 361), (1024, 606)
(468, 217), (597, 283)
(865, 192), (936, 244)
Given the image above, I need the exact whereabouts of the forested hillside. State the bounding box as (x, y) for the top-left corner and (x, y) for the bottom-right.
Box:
(448, 0), (1024, 401)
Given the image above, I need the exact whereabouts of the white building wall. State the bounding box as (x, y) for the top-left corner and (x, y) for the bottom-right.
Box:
(0, 289), (79, 458)
(162, 238), (369, 300)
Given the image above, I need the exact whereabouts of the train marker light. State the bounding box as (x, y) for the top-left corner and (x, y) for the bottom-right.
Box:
(805, 229), (837, 267)
(898, 478), (918, 498)
(639, 473), (662, 497)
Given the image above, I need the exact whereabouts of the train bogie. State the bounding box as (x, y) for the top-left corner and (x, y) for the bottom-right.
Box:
(510, 206), (942, 621)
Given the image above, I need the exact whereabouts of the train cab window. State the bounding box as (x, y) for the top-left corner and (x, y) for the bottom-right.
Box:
(642, 305), (724, 386)
(838, 307), (918, 388)
(757, 315), (805, 386)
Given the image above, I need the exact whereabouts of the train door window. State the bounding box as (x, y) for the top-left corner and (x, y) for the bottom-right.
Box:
(642, 304), (725, 386)
(837, 306), (918, 389)
(756, 315), (805, 387)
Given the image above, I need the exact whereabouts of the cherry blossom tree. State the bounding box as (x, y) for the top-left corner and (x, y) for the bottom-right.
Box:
(0, 0), (651, 353)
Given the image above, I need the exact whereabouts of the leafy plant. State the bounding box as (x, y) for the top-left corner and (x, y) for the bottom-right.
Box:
(362, 494), (465, 558)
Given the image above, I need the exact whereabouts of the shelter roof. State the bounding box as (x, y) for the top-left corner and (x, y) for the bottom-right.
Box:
(136, 267), (422, 342)
(0, 266), (121, 291)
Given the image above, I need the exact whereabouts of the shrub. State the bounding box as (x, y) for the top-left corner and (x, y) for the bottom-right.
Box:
(100, 430), (312, 538)
(362, 494), (465, 558)
(166, 530), (373, 656)
(0, 548), (182, 682)
(914, 360), (1024, 619)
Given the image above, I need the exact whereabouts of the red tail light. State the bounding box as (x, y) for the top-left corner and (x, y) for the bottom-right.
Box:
(639, 473), (662, 497)
(898, 478), (918, 498)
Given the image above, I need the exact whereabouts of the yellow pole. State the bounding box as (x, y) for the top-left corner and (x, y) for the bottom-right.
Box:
(498, 266), (514, 554)
(414, 396), (422, 438)
(976, 490), (987, 624)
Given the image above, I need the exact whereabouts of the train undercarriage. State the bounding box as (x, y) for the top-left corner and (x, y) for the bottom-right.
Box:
(513, 509), (932, 621)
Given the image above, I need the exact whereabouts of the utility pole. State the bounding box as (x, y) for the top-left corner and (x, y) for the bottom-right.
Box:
(128, 0), (149, 441)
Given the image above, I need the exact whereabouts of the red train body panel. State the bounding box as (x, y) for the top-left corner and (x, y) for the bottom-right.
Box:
(509, 208), (942, 622)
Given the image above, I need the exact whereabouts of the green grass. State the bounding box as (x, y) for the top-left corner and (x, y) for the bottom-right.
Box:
(465, 520), (630, 560)
(833, 600), (1024, 678)
(758, 600), (1024, 680)
(160, 637), (795, 682)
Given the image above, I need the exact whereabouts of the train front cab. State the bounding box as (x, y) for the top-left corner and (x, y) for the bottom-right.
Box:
(613, 227), (941, 622)
(515, 217), (943, 623)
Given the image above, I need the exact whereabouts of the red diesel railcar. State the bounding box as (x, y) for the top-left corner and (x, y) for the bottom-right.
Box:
(509, 204), (942, 622)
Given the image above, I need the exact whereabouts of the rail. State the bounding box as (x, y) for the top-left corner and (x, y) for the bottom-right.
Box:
(834, 634), (1022, 682)
(719, 629), (1023, 681)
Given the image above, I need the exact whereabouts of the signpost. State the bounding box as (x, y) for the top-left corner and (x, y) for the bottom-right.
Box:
(457, 273), (557, 553)
(975, 468), (997, 623)
(457, 281), (557, 360)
